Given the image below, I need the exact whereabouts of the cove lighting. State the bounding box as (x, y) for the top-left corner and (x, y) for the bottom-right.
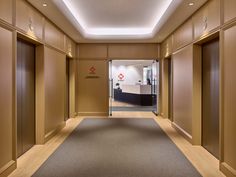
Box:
(61, 0), (174, 38)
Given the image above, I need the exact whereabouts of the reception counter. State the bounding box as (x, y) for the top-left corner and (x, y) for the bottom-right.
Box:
(122, 85), (151, 94)
(114, 85), (156, 106)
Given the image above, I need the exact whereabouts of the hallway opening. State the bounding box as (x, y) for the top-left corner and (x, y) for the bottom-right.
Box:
(109, 60), (159, 116)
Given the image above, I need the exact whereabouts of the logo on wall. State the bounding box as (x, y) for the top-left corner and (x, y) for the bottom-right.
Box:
(85, 66), (100, 79)
(118, 73), (124, 81)
(89, 66), (96, 74)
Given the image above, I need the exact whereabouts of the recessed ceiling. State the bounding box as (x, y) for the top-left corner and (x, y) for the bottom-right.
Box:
(112, 60), (154, 67)
(59, 0), (173, 39)
(28, 0), (208, 43)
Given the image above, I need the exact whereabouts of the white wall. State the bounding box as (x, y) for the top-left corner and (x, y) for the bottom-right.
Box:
(112, 65), (144, 89)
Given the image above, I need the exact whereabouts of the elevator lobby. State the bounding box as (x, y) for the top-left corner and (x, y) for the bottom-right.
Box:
(0, 0), (236, 177)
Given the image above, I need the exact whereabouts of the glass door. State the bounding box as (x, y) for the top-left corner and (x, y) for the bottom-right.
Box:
(151, 60), (159, 115)
(109, 60), (113, 116)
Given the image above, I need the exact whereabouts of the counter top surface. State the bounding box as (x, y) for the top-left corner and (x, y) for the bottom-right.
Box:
(122, 85), (152, 94)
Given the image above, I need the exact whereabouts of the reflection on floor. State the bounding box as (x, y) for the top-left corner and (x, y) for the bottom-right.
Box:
(111, 100), (157, 112)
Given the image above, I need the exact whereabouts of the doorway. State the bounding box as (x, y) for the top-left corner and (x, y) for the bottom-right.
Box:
(168, 58), (172, 120)
(109, 60), (159, 116)
(202, 38), (219, 159)
(65, 57), (70, 121)
(17, 39), (35, 157)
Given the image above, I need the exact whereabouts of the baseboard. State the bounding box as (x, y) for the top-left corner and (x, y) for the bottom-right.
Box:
(220, 162), (236, 177)
(70, 112), (77, 118)
(171, 122), (193, 144)
(0, 160), (16, 177)
(78, 112), (109, 117)
(44, 122), (66, 143)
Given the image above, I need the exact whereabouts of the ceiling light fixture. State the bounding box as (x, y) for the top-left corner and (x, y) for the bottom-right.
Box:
(189, 2), (194, 6)
(43, 3), (47, 7)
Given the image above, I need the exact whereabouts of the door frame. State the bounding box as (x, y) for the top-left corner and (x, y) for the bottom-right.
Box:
(16, 38), (36, 157)
(163, 56), (173, 121)
(201, 37), (220, 159)
(108, 59), (160, 116)
(191, 32), (220, 147)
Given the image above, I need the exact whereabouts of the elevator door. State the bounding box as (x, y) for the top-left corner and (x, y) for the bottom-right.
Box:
(65, 58), (70, 121)
(167, 58), (172, 121)
(202, 38), (219, 159)
(17, 40), (35, 157)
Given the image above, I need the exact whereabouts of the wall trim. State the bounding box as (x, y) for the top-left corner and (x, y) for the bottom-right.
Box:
(171, 122), (193, 144)
(78, 112), (109, 117)
(0, 160), (16, 177)
(44, 122), (66, 143)
(220, 162), (236, 177)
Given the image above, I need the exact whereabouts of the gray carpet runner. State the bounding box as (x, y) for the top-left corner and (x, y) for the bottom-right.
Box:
(32, 118), (202, 177)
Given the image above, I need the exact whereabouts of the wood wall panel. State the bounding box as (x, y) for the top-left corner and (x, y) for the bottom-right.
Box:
(172, 45), (193, 136)
(0, 0), (13, 24)
(44, 47), (66, 136)
(65, 36), (76, 58)
(162, 58), (170, 118)
(0, 27), (14, 173)
(193, 0), (220, 40)
(69, 59), (76, 117)
(173, 19), (193, 51)
(77, 60), (109, 115)
(224, 0), (236, 24)
(16, 0), (44, 40)
(222, 25), (236, 175)
(44, 20), (65, 51)
(161, 36), (172, 58)
(79, 44), (108, 59)
(108, 44), (159, 59)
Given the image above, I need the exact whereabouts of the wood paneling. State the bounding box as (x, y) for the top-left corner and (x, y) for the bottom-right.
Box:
(77, 60), (109, 115)
(79, 44), (108, 59)
(223, 0), (236, 24)
(65, 36), (76, 58)
(161, 36), (172, 58)
(172, 45), (193, 136)
(44, 20), (65, 51)
(0, 0), (13, 24)
(69, 59), (76, 117)
(193, 0), (220, 40)
(221, 24), (236, 176)
(108, 44), (159, 59)
(173, 19), (193, 51)
(44, 47), (66, 136)
(35, 45), (45, 145)
(16, 0), (44, 40)
(0, 27), (14, 173)
(162, 58), (171, 118)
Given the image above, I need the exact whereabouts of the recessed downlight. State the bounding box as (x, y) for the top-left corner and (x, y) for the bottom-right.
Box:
(189, 2), (194, 6)
(43, 3), (47, 7)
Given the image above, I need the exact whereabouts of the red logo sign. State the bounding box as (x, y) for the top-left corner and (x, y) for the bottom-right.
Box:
(89, 66), (96, 74)
(118, 73), (124, 80)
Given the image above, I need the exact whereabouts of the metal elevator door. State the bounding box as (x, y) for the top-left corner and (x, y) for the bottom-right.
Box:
(65, 58), (70, 121)
(202, 38), (219, 159)
(17, 39), (35, 157)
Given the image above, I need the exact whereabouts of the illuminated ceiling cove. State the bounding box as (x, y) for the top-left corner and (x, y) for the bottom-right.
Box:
(57, 0), (174, 39)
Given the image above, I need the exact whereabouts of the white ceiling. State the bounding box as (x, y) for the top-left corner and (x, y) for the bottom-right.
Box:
(112, 60), (154, 67)
(27, 0), (208, 43)
(58, 0), (173, 39)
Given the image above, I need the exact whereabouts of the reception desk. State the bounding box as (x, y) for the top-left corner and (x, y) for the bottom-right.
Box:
(122, 85), (151, 94)
(114, 85), (156, 106)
